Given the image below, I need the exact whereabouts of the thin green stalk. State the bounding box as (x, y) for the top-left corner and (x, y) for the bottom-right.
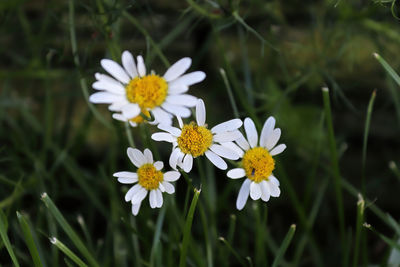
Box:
(123, 12), (170, 68)
(364, 223), (400, 251)
(271, 224), (296, 267)
(352, 195), (365, 267)
(150, 206), (167, 266)
(69, 0), (113, 130)
(373, 52), (400, 86)
(361, 90), (376, 195)
(322, 87), (345, 256)
(218, 237), (247, 266)
(179, 188), (201, 267)
(0, 210), (20, 267)
(41, 193), (99, 267)
(16, 211), (44, 267)
(220, 68), (240, 118)
(125, 122), (135, 148)
(389, 161), (400, 182)
(50, 237), (88, 267)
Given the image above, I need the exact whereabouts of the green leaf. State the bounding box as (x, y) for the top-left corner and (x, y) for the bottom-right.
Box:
(50, 237), (88, 267)
(0, 209), (20, 267)
(271, 224), (296, 267)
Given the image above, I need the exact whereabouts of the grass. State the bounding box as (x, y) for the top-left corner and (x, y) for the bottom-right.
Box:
(1, 0), (400, 266)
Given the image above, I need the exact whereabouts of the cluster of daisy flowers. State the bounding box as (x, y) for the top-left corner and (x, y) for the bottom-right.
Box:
(90, 51), (286, 215)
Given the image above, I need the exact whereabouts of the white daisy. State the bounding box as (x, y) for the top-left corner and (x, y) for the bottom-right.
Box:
(113, 147), (181, 215)
(89, 51), (206, 126)
(224, 117), (286, 210)
(151, 99), (242, 172)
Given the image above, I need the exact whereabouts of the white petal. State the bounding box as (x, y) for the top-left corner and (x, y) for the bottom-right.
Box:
(92, 81), (125, 95)
(158, 182), (165, 192)
(209, 144), (239, 160)
(177, 115), (184, 128)
(162, 181), (175, 194)
(101, 59), (130, 84)
(136, 55), (146, 77)
(113, 171), (138, 178)
(236, 179), (251, 210)
(152, 107), (173, 126)
(112, 113), (127, 122)
(269, 144), (286, 156)
(205, 150), (227, 170)
(151, 132), (176, 143)
(211, 119), (243, 134)
(109, 100), (129, 112)
(266, 128), (281, 151)
(156, 189), (163, 208)
(158, 124), (182, 137)
(121, 51), (138, 78)
(118, 177), (138, 184)
(213, 131), (241, 143)
(244, 118), (258, 148)
(227, 168), (246, 179)
(268, 180), (281, 197)
(169, 148), (182, 170)
(131, 188), (148, 204)
(143, 148), (154, 163)
(196, 99), (206, 126)
(131, 202), (141, 216)
(162, 103), (191, 118)
(269, 175), (280, 186)
(89, 92), (124, 103)
(163, 57), (192, 82)
(220, 142), (244, 158)
(168, 83), (189, 95)
(250, 182), (262, 200)
(166, 94), (198, 107)
(121, 104), (141, 119)
(183, 154), (193, 173)
(95, 72), (120, 84)
(168, 71), (205, 87)
(260, 180), (270, 202)
(235, 133), (250, 151)
(154, 161), (164, 171)
(125, 184), (142, 202)
(260, 116), (276, 147)
(164, 171), (180, 182)
(149, 190), (157, 208)
(127, 147), (146, 168)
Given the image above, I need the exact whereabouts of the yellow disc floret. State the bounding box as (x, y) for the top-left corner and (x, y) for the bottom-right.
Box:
(242, 147), (275, 183)
(137, 163), (163, 190)
(126, 74), (168, 109)
(177, 122), (213, 157)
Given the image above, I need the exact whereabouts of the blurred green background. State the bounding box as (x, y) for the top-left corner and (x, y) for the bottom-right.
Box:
(1, 0), (400, 266)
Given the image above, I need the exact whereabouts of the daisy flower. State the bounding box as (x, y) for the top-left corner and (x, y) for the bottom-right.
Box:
(151, 99), (242, 172)
(224, 117), (286, 210)
(113, 147), (181, 215)
(89, 51), (206, 125)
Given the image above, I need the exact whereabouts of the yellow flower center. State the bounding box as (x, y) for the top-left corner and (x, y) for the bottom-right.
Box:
(137, 163), (163, 190)
(125, 74), (168, 109)
(242, 147), (275, 183)
(177, 122), (213, 157)
(129, 109), (151, 124)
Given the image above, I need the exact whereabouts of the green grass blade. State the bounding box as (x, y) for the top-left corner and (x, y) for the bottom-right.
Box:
(364, 224), (400, 252)
(150, 205), (166, 266)
(373, 53), (400, 87)
(0, 210), (20, 267)
(389, 161), (400, 182)
(218, 237), (247, 266)
(40, 193), (99, 267)
(322, 87), (345, 252)
(361, 90), (376, 195)
(50, 237), (88, 267)
(271, 224), (296, 267)
(16, 211), (44, 267)
(352, 195), (365, 267)
(220, 68), (240, 118)
(179, 188), (201, 267)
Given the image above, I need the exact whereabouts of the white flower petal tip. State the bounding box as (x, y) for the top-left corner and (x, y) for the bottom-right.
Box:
(270, 144), (286, 156)
(211, 119), (243, 134)
(205, 151), (227, 170)
(236, 179), (251, 210)
(100, 59), (130, 84)
(244, 117), (258, 148)
(163, 57), (192, 82)
(121, 51), (138, 78)
(227, 168), (246, 179)
(164, 171), (181, 182)
(250, 182), (262, 200)
(196, 99), (206, 126)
